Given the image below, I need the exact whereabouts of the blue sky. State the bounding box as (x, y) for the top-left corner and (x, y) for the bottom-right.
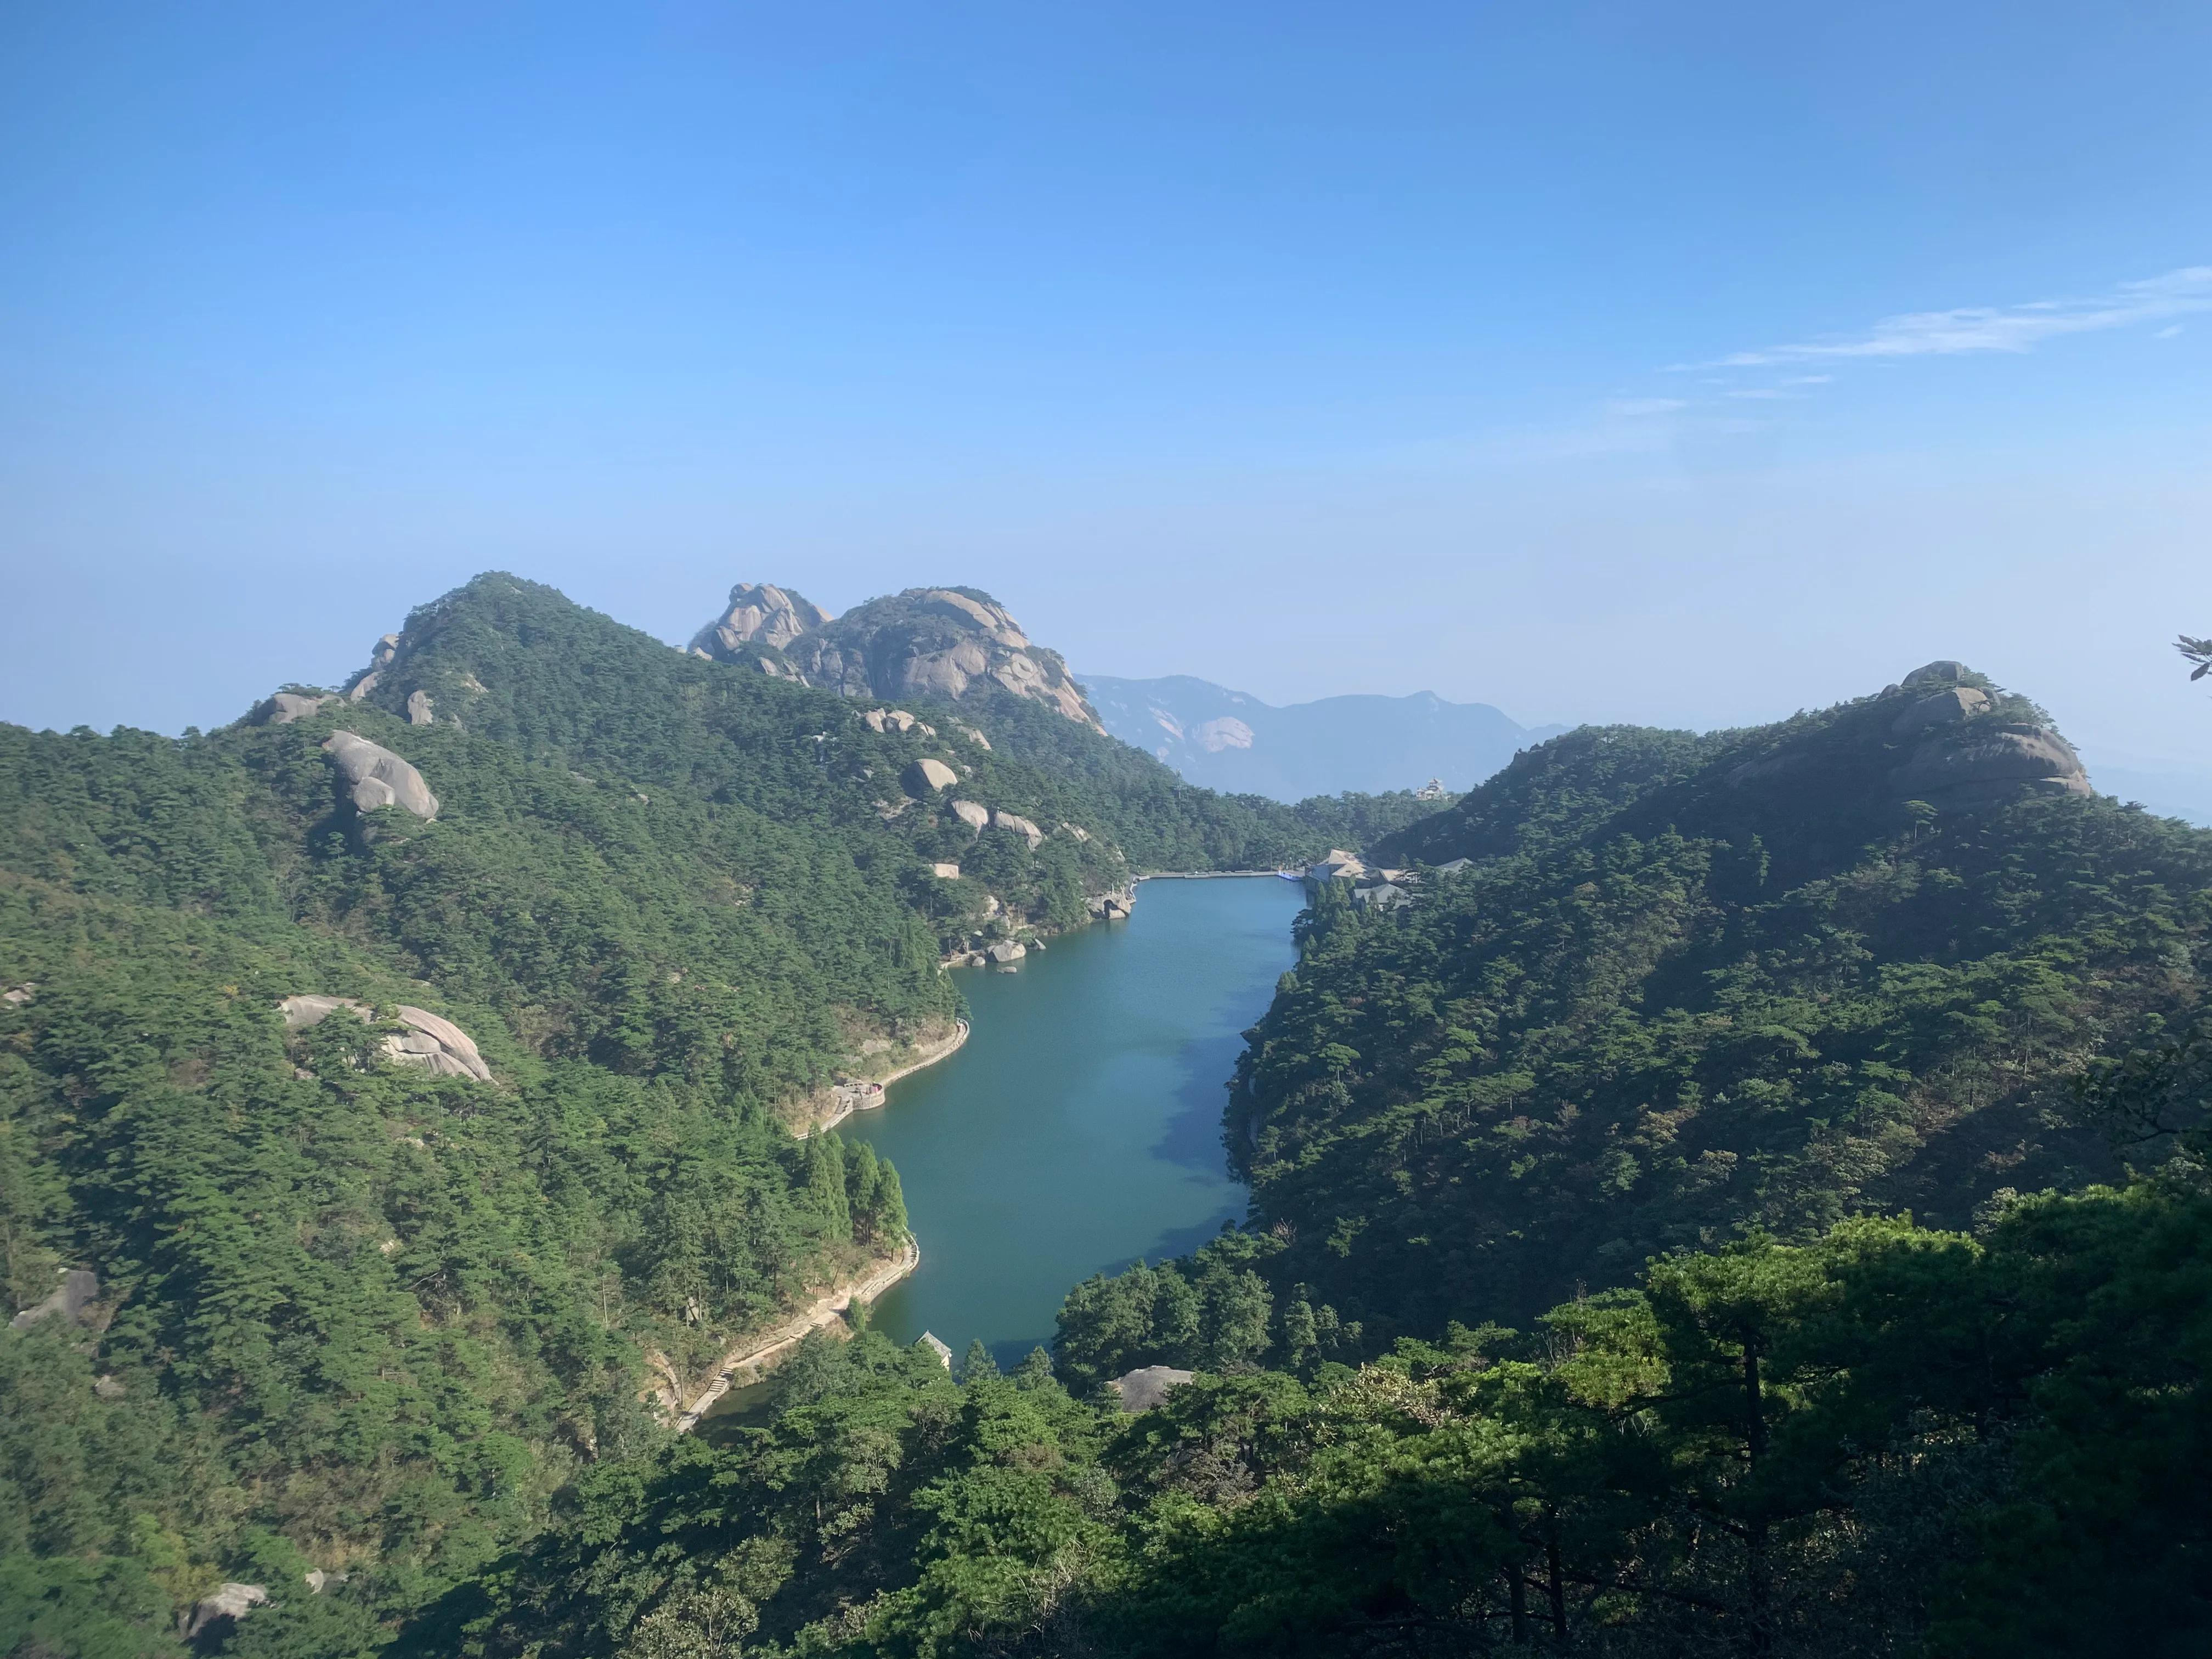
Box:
(3, 1), (2208, 769)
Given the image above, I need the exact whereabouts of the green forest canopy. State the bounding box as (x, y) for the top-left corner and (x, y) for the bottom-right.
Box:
(0, 574), (1429, 1654)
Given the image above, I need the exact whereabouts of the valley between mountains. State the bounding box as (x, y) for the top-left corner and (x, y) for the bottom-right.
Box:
(2, 577), (2208, 1658)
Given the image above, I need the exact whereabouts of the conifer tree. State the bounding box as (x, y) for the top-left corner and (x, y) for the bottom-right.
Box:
(803, 1133), (850, 1239)
(870, 1161), (909, 1245)
(960, 1338), (999, 1382)
(845, 1141), (882, 1238)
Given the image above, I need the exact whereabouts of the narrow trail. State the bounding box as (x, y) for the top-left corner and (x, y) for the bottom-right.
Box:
(804, 1019), (971, 1136)
(658, 1238), (922, 1432)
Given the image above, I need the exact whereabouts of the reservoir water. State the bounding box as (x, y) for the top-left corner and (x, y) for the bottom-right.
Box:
(844, 874), (1304, 1369)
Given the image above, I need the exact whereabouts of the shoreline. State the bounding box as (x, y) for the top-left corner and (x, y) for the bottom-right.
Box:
(1133, 870), (1298, 881)
(662, 1236), (922, 1432)
(804, 1018), (970, 1136)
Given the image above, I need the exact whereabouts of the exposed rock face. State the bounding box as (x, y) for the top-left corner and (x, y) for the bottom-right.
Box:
(406, 689), (436, 726)
(1193, 715), (1255, 752)
(346, 634), (402, 701)
(952, 723), (992, 750)
(986, 939), (1028, 963)
(279, 996), (493, 1081)
(1892, 685), (1991, 734)
(692, 583), (836, 654)
(930, 862), (962, 879)
(950, 799), (991, 832)
(1903, 659), (1970, 687)
(10, 1267), (98, 1330)
(263, 692), (331, 725)
(186, 1584), (269, 1641)
(1893, 724), (2091, 804)
(324, 732), (439, 819)
(990, 809), (1044, 848)
(904, 758), (959, 794)
(1086, 887), (1136, 920)
(1111, 1364), (1194, 1412)
(691, 584), (1104, 731)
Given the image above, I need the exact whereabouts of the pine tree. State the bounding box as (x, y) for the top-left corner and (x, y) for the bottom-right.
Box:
(960, 1339), (999, 1383)
(845, 1141), (882, 1239)
(803, 1133), (850, 1239)
(871, 1161), (909, 1245)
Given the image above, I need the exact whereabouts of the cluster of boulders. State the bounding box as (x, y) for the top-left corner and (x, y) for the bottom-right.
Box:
(1086, 887), (1137, 921)
(688, 581), (1106, 731)
(1884, 662), (2088, 804)
(261, 691), (332, 724)
(693, 582), (832, 654)
(1718, 661), (2091, 811)
(279, 995), (493, 1081)
(861, 706), (935, 736)
(344, 634), (403, 702)
(324, 731), (439, 819)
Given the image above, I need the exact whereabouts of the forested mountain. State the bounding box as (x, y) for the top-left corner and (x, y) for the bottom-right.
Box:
(9, 622), (2208, 1658)
(0, 574), (1426, 1655)
(375, 655), (2212, 1659)
(1227, 662), (2209, 1338)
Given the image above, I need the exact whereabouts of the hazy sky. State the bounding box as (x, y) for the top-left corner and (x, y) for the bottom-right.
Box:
(4, 2), (2208, 766)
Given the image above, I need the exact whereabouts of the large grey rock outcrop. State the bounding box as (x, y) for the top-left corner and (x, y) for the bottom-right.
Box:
(405, 690), (436, 726)
(986, 939), (1027, 964)
(990, 809), (1044, 848)
(346, 635), (402, 701)
(262, 692), (331, 725)
(691, 583), (834, 654)
(10, 1268), (98, 1329)
(279, 996), (493, 1081)
(1111, 1365), (1194, 1413)
(1902, 659), (1971, 688)
(1892, 685), (1991, 735)
(186, 1583), (268, 1641)
(904, 758), (959, 794)
(1086, 887), (1136, 920)
(950, 799), (991, 832)
(324, 732), (439, 819)
(691, 584), (1105, 731)
(1892, 724), (2090, 804)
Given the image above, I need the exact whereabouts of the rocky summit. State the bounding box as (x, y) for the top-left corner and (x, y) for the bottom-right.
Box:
(689, 582), (1104, 731)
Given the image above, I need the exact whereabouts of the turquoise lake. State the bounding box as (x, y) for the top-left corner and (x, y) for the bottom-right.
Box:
(842, 874), (1305, 1369)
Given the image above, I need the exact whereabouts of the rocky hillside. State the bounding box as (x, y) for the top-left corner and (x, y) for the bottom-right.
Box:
(690, 581), (1102, 731)
(0, 571), (1428, 1652)
(1081, 672), (1562, 800)
(1227, 659), (2209, 1338)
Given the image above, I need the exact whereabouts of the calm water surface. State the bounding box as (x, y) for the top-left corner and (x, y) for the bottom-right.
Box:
(844, 876), (1303, 1368)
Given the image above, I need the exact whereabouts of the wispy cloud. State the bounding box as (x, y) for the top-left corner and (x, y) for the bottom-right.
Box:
(1694, 265), (2212, 369)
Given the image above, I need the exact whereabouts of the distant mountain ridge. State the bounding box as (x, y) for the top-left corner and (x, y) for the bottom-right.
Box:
(1079, 673), (1566, 802)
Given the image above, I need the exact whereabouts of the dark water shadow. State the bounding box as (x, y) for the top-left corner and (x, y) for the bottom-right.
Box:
(1150, 1024), (1247, 1174)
